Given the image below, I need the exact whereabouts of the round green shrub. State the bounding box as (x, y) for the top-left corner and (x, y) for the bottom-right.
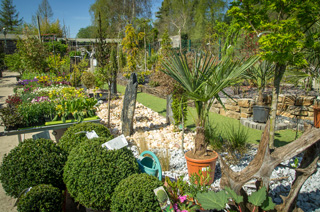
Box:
(63, 138), (139, 210)
(17, 184), (63, 212)
(58, 122), (112, 154)
(81, 71), (96, 89)
(111, 173), (163, 212)
(0, 138), (67, 198)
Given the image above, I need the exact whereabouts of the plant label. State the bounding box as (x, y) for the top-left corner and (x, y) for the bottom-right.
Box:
(202, 167), (210, 171)
(154, 186), (174, 211)
(86, 130), (99, 139)
(101, 134), (128, 150)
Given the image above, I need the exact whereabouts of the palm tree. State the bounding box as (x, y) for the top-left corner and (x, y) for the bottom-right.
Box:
(162, 52), (259, 157)
(242, 60), (274, 106)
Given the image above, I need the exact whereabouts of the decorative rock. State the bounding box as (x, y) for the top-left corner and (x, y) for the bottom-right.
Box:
(210, 107), (220, 114)
(121, 73), (138, 136)
(225, 104), (240, 112)
(240, 113), (251, 119)
(238, 99), (253, 108)
(220, 108), (226, 116)
(226, 111), (241, 120)
(166, 94), (175, 125)
(241, 107), (252, 114)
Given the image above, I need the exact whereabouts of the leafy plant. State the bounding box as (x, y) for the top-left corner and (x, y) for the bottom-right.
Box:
(58, 122), (112, 154)
(0, 138), (67, 198)
(0, 106), (24, 130)
(81, 71), (96, 89)
(70, 58), (88, 87)
(171, 84), (188, 127)
(242, 60), (274, 105)
(162, 52), (259, 157)
(4, 53), (24, 76)
(224, 122), (249, 151)
(122, 24), (145, 72)
(111, 173), (163, 212)
(16, 184), (63, 212)
(16, 36), (48, 73)
(196, 186), (275, 212)
(63, 138), (139, 210)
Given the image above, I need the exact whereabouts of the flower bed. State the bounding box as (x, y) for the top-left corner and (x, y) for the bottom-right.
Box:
(0, 75), (98, 130)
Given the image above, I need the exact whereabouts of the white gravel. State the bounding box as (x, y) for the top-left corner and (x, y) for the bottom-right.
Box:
(98, 97), (320, 212)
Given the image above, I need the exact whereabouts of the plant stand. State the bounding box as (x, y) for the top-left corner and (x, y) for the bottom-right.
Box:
(3, 119), (101, 143)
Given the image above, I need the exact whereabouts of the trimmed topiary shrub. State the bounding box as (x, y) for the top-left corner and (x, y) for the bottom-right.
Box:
(58, 122), (112, 154)
(0, 138), (67, 198)
(17, 184), (63, 212)
(111, 173), (163, 212)
(63, 138), (139, 210)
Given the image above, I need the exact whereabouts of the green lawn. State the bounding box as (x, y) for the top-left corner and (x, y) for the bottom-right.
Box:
(116, 84), (299, 146)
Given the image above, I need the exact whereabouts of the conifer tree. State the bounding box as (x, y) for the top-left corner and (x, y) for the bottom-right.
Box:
(0, 0), (23, 31)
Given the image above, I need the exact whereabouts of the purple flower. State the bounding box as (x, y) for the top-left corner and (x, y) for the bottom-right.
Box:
(178, 195), (187, 203)
(173, 203), (178, 210)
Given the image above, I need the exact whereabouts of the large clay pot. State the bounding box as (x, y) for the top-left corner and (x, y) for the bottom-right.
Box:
(314, 107), (320, 128)
(185, 150), (218, 185)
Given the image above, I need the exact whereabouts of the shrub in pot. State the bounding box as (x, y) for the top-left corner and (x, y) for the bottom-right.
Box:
(0, 138), (67, 198)
(17, 184), (63, 212)
(58, 122), (112, 154)
(111, 173), (163, 212)
(63, 137), (139, 210)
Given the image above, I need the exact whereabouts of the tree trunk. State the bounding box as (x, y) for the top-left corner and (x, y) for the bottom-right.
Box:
(269, 63), (286, 149)
(257, 88), (263, 106)
(219, 121), (320, 211)
(108, 83), (111, 128)
(111, 70), (117, 94)
(193, 126), (207, 157)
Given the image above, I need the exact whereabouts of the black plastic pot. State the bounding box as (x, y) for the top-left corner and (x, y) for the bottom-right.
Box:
(253, 105), (270, 123)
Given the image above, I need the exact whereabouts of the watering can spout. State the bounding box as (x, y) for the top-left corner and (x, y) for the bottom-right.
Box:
(137, 150), (162, 181)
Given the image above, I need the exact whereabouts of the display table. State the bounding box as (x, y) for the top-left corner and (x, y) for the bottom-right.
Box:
(4, 118), (101, 142)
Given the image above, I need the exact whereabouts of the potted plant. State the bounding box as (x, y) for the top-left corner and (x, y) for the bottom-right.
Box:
(243, 60), (274, 123)
(162, 52), (258, 184)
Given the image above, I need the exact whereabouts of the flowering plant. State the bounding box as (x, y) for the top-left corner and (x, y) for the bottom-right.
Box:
(6, 95), (22, 107)
(173, 195), (199, 212)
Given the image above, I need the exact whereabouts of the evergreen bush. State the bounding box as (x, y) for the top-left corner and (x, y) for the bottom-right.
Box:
(111, 173), (163, 212)
(81, 71), (96, 89)
(0, 138), (67, 198)
(63, 138), (139, 210)
(58, 122), (112, 154)
(17, 184), (63, 212)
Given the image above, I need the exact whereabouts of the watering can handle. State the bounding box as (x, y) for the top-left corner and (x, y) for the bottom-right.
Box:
(140, 150), (162, 181)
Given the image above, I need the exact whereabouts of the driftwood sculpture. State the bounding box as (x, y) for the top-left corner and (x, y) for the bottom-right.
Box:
(219, 121), (320, 212)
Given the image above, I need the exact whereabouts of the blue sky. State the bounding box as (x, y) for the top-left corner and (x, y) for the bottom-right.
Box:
(13, 0), (162, 38)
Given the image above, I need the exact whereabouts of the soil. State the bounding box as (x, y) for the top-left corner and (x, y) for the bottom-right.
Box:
(185, 150), (218, 160)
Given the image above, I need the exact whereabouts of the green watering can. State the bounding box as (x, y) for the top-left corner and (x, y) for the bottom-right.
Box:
(137, 151), (162, 181)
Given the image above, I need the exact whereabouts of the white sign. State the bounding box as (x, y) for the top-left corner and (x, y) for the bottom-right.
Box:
(101, 134), (128, 150)
(86, 130), (99, 139)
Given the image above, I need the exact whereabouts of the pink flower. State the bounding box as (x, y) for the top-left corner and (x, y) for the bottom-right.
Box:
(181, 210), (188, 212)
(178, 195), (187, 203)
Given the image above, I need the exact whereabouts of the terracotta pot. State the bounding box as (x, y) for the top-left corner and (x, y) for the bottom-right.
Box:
(314, 107), (320, 128)
(185, 150), (218, 185)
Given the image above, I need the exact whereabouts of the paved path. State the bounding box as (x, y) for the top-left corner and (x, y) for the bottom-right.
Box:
(0, 71), (20, 212)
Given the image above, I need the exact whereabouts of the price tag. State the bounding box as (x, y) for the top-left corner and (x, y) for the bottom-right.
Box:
(101, 134), (128, 150)
(86, 130), (99, 139)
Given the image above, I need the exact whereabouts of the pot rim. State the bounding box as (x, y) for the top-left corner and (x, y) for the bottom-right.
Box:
(184, 150), (218, 163)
